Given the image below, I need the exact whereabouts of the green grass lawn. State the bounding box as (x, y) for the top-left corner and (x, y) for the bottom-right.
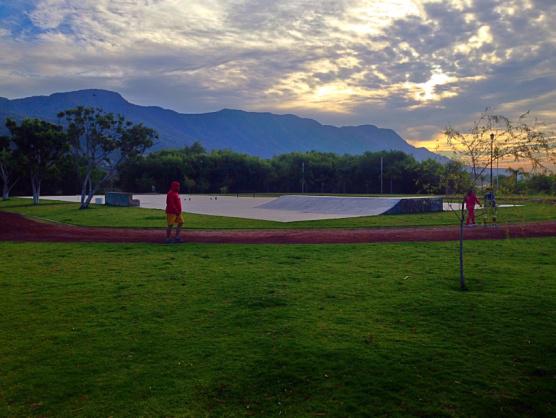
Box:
(1, 197), (555, 229)
(1, 239), (555, 416)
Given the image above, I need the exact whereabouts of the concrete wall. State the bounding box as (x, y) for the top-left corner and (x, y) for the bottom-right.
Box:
(105, 192), (140, 207)
(384, 197), (443, 215)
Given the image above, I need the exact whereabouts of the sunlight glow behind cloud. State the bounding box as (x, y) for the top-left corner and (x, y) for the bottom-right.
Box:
(0, 0), (555, 147)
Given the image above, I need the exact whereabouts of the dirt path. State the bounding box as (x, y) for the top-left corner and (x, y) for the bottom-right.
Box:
(2, 211), (556, 244)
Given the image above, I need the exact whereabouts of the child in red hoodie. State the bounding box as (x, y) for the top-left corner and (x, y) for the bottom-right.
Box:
(166, 181), (183, 243)
(464, 189), (481, 226)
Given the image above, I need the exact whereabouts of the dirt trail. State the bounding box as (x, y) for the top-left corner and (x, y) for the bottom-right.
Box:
(2, 211), (556, 245)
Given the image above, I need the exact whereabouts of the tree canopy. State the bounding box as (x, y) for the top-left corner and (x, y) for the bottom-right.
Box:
(119, 142), (463, 195)
(6, 118), (68, 204)
(58, 107), (157, 208)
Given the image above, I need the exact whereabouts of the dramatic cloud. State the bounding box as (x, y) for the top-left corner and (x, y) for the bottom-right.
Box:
(0, 0), (555, 146)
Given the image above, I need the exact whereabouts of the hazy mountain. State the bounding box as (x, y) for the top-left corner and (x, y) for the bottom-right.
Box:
(0, 89), (445, 161)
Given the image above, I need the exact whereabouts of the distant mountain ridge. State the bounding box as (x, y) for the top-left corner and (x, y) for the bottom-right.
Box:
(0, 89), (444, 161)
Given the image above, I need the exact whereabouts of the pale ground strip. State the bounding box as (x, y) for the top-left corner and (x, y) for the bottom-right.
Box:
(35, 195), (520, 222)
(38, 194), (400, 222)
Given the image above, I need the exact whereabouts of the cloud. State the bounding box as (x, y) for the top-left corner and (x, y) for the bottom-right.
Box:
(0, 0), (555, 147)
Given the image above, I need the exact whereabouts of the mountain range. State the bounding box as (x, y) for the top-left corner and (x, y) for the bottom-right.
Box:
(0, 89), (444, 161)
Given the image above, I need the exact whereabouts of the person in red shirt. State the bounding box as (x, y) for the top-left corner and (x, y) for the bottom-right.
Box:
(464, 189), (481, 226)
(165, 181), (183, 243)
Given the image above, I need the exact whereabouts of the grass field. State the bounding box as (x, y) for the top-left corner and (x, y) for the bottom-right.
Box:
(1, 238), (555, 416)
(1, 197), (555, 229)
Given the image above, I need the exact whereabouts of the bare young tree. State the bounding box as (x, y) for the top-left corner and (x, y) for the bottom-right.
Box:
(443, 109), (555, 290)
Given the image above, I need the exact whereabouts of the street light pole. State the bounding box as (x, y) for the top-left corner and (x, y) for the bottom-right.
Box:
(496, 151), (499, 192)
(380, 156), (383, 194)
(490, 133), (494, 189)
(301, 161), (305, 194)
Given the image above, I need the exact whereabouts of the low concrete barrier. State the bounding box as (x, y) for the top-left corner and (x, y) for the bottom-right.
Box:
(384, 197), (443, 215)
(105, 192), (140, 207)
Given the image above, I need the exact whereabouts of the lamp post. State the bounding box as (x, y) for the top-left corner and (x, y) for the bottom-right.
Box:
(495, 146), (499, 192)
(490, 133), (494, 189)
(301, 161), (305, 193)
(380, 156), (383, 194)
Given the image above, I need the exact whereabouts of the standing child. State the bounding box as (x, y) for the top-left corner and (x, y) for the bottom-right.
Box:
(165, 181), (184, 243)
(484, 188), (497, 226)
(464, 189), (481, 226)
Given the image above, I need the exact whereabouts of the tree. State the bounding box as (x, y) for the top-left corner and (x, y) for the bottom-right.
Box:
(0, 133), (20, 200)
(441, 160), (471, 195)
(414, 159), (444, 194)
(59, 107), (157, 209)
(443, 109), (555, 290)
(117, 148), (449, 195)
(523, 173), (554, 194)
(6, 118), (69, 205)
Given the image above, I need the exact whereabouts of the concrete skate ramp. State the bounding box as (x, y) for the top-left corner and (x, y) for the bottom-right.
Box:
(257, 195), (398, 216)
(34, 194), (442, 222)
(258, 195), (443, 216)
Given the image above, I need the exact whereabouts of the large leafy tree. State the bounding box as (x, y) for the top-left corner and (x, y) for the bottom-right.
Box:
(443, 109), (555, 290)
(58, 107), (157, 208)
(0, 133), (20, 200)
(6, 118), (69, 205)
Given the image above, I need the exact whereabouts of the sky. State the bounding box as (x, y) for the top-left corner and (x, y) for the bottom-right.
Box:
(0, 0), (555, 151)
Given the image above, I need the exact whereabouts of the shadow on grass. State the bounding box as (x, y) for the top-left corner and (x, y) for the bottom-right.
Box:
(0, 200), (75, 209)
(194, 342), (549, 417)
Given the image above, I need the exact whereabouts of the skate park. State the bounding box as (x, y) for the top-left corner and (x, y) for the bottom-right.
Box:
(37, 194), (445, 222)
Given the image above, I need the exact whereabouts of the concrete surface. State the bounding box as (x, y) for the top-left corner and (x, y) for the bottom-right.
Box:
(35, 194), (429, 222)
(34, 194), (520, 223)
(258, 195), (401, 216)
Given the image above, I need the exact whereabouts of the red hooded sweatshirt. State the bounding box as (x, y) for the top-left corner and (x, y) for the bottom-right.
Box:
(166, 181), (182, 214)
(465, 192), (480, 210)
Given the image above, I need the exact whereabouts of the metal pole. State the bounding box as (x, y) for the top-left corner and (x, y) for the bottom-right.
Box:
(490, 133), (494, 188)
(459, 208), (466, 290)
(496, 152), (499, 192)
(301, 161), (305, 194)
(380, 157), (383, 194)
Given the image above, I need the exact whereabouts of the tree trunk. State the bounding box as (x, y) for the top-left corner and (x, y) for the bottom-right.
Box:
(82, 188), (96, 209)
(459, 200), (466, 290)
(81, 168), (116, 209)
(80, 172), (91, 209)
(2, 182), (8, 200)
(82, 180), (102, 209)
(1, 165), (10, 200)
(31, 175), (41, 205)
(2, 173), (18, 200)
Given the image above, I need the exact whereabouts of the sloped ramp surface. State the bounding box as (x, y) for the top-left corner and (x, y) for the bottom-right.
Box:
(257, 195), (402, 216)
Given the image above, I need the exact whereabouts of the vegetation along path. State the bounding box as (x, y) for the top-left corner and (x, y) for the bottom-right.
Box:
(1, 211), (556, 244)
